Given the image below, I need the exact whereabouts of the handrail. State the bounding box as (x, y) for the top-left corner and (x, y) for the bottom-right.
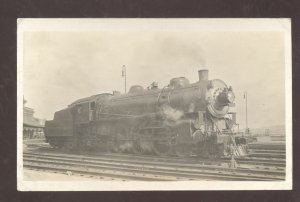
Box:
(157, 86), (168, 104)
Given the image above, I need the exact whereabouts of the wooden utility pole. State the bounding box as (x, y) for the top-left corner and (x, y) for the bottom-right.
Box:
(122, 65), (127, 93)
(244, 91), (249, 134)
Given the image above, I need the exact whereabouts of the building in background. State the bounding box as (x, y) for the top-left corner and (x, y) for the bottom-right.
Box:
(23, 98), (45, 139)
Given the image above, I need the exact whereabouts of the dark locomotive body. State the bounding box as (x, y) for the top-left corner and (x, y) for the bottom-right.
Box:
(45, 70), (248, 157)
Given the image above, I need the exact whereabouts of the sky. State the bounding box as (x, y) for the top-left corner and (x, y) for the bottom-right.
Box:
(22, 25), (286, 129)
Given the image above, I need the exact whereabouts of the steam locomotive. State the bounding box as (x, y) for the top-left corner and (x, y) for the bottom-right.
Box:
(45, 70), (248, 157)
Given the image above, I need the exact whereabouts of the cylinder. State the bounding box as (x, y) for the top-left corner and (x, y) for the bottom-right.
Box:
(198, 69), (209, 81)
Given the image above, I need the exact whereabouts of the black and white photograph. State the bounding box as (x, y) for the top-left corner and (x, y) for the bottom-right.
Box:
(17, 18), (292, 191)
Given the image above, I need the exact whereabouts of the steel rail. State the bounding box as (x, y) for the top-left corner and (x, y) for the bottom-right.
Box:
(23, 153), (285, 181)
(23, 145), (286, 168)
(248, 153), (285, 159)
(24, 152), (284, 176)
(24, 150), (285, 171)
(24, 157), (282, 181)
(24, 142), (286, 167)
(248, 149), (285, 154)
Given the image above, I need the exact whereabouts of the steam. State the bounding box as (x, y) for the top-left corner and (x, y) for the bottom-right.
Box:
(119, 142), (133, 152)
(161, 105), (184, 122)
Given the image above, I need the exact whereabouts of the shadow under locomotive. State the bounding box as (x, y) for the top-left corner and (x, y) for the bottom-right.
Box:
(45, 70), (248, 158)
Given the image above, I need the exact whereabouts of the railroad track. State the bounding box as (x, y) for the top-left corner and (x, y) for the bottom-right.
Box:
(24, 144), (286, 168)
(248, 142), (286, 150)
(247, 142), (286, 159)
(248, 149), (285, 154)
(23, 152), (285, 181)
(24, 144), (52, 151)
(247, 152), (285, 159)
(24, 142), (286, 168)
(84, 151), (286, 168)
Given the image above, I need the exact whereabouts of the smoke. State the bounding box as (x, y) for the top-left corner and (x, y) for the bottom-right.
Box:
(161, 105), (184, 122)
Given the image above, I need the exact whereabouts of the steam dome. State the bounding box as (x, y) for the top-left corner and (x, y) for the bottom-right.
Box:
(169, 77), (190, 88)
(128, 85), (144, 94)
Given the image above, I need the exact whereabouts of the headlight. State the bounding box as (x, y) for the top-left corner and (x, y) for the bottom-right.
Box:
(227, 91), (235, 103)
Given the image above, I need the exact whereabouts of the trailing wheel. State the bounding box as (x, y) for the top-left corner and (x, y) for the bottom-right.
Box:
(174, 143), (192, 157)
(131, 120), (151, 155)
(152, 139), (172, 156)
(132, 139), (144, 154)
(151, 127), (173, 156)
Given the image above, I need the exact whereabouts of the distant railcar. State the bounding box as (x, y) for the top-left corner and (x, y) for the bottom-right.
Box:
(45, 69), (247, 157)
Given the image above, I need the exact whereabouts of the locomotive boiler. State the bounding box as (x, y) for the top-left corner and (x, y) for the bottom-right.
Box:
(45, 69), (248, 157)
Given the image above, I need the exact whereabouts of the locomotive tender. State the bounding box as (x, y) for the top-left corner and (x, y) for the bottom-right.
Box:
(45, 70), (247, 157)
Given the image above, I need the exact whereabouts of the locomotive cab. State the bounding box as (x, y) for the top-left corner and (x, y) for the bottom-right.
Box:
(70, 93), (112, 124)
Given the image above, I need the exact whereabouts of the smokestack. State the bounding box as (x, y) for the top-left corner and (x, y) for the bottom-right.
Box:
(198, 69), (208, 81)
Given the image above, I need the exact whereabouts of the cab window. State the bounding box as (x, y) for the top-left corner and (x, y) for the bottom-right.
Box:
(90, 102), (96, 110)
